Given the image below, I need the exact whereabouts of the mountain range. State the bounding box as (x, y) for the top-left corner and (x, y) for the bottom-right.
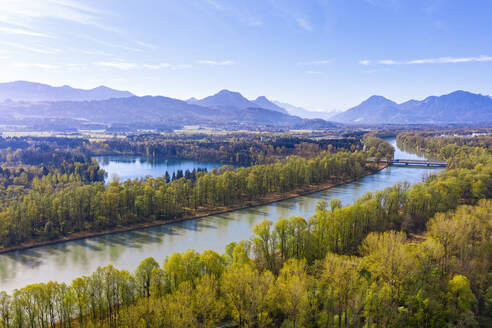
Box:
(0, 83), (338, 131)
(0, 81), (491, 129)
(187, 89), (288, 114)
(331, 90), (492, 124)
(0, 81), (134, 102)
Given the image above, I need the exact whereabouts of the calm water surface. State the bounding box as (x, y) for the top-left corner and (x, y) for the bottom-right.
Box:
(0, 139), (440, 292)
(95, 156), (232, 182)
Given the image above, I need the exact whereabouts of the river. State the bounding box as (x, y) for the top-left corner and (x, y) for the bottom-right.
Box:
(0, 139), (441, 292)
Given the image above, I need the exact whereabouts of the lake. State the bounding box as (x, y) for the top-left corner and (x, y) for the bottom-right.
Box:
(0, 138), (441, 292)
(94, 155), (234, 182)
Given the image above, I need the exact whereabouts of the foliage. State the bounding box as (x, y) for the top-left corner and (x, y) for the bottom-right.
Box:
(0, 150), (371, 248)
(1, 133), (491, 327)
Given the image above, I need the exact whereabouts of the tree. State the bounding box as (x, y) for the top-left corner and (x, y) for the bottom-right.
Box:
(192, 275), (225, 328)
(276, 259), (310, 328)
(221, 264), (274, 327)
(135, 257), (159, 298)
(0, 292), (11, 328)
(321, 253), (361, 328)
(253, 220), (276, 271)
(446, 275), (477, 326)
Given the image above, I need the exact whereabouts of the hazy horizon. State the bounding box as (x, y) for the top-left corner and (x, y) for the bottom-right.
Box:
(0, 0), (491, 111)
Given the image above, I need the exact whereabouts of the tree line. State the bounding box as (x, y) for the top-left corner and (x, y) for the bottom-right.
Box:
(0, 134), (362, 167)
(89, 134), (362, 165)
(362, 134), (395, 162)
(0, 150), (374, 248)
(397, 132), (492, 168)
(0, 134), (490, 327)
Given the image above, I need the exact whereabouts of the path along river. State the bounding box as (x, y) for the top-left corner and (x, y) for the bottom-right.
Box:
(0, 139), (441, 292)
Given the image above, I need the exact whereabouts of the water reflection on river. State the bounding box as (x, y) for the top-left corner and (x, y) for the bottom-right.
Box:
(0, 139), (441, 292)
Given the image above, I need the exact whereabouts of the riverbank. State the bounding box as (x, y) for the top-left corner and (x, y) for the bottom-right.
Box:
(0, 164), (387, 254)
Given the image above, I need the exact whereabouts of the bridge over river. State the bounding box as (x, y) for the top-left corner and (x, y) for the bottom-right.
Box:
(386, 158), (447, 167)
(368, 158), (447, 167)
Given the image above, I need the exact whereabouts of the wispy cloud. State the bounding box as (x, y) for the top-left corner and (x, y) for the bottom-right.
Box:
(10, 62), (60, 70)
(359, 59), (371, 66)
(363, 68), (390, 74)
(81, 36), (142, 52)
(137, 41), (155, 49)
(65, 63), (87, 72)
(82, 49), (117, 57)
(0, 41), (60, 54)
(306, 70), (324, 75)
(0, 26), (53, 38)
(203, 0), (263, 27)
(143, 63), (170, 70)
(296, 18), (312, 31)
(0, 0), (117, 32)
(171, 64), (192, 70)
(197, 60), (235, 66)
(297, 60), (331, 66)
(373, 55), (492, 65)
(96, 61), (137, 70)
(96, 62), (193, 71)
(379, 59), (397, 65)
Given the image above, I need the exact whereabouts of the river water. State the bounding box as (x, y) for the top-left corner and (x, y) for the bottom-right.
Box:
(0, 139), (441, 292)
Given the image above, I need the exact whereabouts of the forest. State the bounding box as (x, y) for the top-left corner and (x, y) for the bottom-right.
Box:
(0, 134), (389, 249)
(0, 133), (362, 166)
(87, 133), (363, 165)
(0, 133), (490, 327)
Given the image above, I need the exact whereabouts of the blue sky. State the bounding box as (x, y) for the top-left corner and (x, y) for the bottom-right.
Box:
(0, 0), (491, 111)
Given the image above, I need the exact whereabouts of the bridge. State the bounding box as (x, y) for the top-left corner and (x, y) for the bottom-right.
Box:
(386, 158), (447, 167)
(368, 158), (447, 167)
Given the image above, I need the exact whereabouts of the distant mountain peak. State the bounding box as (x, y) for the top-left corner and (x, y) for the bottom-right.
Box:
(362, 95), (396, 105)
(332, 90), (492, 124)
(93, 85), (111, 90)
(0, 81), (134, 102)
(217, 89), (240, 95)
(252, 96), (288, 114)
(194, 89), (254, 110)
(448, 90), (468, 96)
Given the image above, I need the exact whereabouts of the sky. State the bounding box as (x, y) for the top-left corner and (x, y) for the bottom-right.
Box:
(0, 0), (491, 112)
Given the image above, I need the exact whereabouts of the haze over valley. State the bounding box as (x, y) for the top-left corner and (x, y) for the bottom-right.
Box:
(0, 81), (491, 133)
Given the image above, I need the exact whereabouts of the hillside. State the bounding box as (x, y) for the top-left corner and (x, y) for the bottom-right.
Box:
(332, 91), (492, 124)
(252, 96), (288, 114)
(0, 81), (134, 102)
(192, 89), (257, 110)
(0, 95), (338, 131)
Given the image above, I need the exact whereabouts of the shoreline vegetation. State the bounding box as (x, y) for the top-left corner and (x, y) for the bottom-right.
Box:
(0, 163), (387, 254)
(1, 133), (491, 327)
(0, 135), (393, 252)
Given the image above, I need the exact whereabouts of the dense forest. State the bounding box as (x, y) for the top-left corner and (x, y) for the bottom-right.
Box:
(0, 134), (390, 249)
(397, 132), (492, 166)
(0, 134), (362, 166)
(0, 151), (372, 248)
(0, 133), (491, 327)
(89, 134), (362, 165)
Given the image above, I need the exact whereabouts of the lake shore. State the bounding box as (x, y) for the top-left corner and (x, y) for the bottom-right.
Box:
(0, 164), (387, 254)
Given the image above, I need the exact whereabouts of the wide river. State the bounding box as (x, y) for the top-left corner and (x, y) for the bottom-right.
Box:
(0, 139), (441, 292)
